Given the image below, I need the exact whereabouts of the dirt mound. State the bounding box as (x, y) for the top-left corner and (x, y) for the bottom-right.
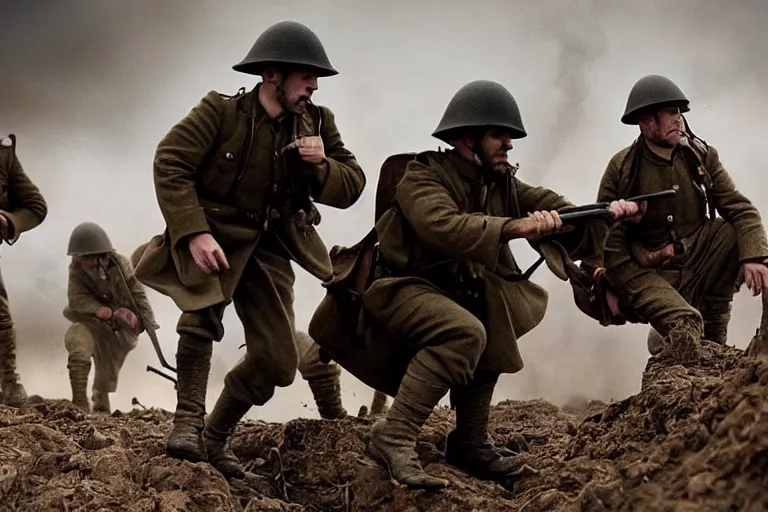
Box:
(1, 340), (767, 511)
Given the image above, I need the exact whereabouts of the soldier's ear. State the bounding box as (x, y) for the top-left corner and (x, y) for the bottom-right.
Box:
(261, 67), (282, 84)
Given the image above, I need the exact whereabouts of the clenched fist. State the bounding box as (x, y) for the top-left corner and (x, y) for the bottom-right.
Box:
(609, 199), (644, 223)
(296, 136), (327, 166)
(502, 210), (575, 242)
(95, 307), (112, 321)
(114, 307), (140, 330)
(189, 233), (230, 274)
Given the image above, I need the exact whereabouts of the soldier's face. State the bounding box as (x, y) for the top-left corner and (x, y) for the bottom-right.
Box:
(639, 106), (683, 147)
(280, 70), (319, 114)
(478, 129), (514, 172)
(79, 256), (99, 271)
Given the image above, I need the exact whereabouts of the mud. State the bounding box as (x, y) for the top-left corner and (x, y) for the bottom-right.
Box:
(1, 339), (767, 511)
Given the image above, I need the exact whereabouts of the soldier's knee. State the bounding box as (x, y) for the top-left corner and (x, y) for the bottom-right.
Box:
(65, 323), (94, 359)
(300, 358), (340, 381)
(176, 307), (226, 342)
(273, 366), (298, 388)
(450, 315), (487, 359)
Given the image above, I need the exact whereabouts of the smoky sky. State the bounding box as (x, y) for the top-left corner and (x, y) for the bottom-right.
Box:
(1, 0), (766, 421)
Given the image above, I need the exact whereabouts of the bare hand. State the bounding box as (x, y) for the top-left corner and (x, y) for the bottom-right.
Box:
(503, 210), (575, 241)
(740, 262), (768, 296)
(95, 307), (113, 321)
(610, 199), (644, 223)
(114, 307), (140, 330)
(189, 233), (230, 274)
(296, 136), (327, 165)
(632, 243), (675, 268)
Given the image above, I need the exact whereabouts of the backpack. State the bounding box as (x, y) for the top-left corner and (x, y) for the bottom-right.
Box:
(322, 152), (418, 304)
(313, 152), (417, 363)
(374, 152), (417, 222)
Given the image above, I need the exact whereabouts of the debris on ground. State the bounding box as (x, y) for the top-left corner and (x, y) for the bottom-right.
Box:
(1, 340), (767, 511)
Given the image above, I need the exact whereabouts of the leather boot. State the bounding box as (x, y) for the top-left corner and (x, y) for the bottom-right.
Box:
(646, 328), (664, 356)
(166, 334), (212, 463)
(203, 386), (251, 479)
(307, 373), (347, 420)
(369, 390), (389, 416)
(701, 299), (731, 345)
(446, 372), (522, 481)
(0, 328), (27, 407)
(92, 390), (111, 414)
(68, 359), (91, 412)
(368, 358), (450, 489)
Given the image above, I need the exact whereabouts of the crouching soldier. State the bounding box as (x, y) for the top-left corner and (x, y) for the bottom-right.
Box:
(64, 222), (158, 413)
(311, 80), (641, 489)
(0, 134), (47, 407)
(597, 75), (768, 357)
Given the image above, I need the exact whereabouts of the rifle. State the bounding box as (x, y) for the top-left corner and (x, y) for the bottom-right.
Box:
(146, 364), (178, 389)
(557, 189), (677, 222)
(111, 254), (178, 385)
(519, 188), (678, 279)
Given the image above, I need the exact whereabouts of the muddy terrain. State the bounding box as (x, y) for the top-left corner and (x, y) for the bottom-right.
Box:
(0, 338), (766, 511)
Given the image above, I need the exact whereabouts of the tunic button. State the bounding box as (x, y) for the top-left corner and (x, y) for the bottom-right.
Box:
(666, 215), (674, 222)
(225, 152), (235, 160)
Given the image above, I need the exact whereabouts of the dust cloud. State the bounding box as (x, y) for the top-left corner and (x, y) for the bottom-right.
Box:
(1, 0), (766, 421)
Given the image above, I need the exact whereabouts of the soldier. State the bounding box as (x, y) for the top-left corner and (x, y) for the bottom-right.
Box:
(357, 80), (641, 488)
(131, 20), (365, 478)
(597, 75), (768, 356)
(63, 222), (158, 413)
(0, 134), (47, 407)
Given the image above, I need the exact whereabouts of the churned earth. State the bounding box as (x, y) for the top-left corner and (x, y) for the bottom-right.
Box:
(1, 338), (767, 511)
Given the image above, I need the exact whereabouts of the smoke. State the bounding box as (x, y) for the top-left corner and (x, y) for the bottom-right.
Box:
(1, 0), (766, 421)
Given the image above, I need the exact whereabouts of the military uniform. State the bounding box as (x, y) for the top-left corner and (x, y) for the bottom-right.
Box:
(0, 134), (47, 407)
(64, 222), (158, 413)
(295, 330), (347, 420)
(598, 75), (768, 353)
(357, 81), (606, 488)
(131, 21), (365, 476)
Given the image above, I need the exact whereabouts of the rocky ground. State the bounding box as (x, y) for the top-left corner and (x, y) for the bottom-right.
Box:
(1, 338), (767, 511)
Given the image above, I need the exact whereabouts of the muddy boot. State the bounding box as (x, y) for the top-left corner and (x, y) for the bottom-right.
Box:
(166, 334), (213, 463)
(307, 373), (347, 420)
(203, 386), (251, 479)
(368, 359), (450, 489)
(659, 317), (703, 364)
(369, 390), (389, 416)
(92, 390), (111, 414)
(646, 328), (664, 356)
(446, 372), (522, 481)
(68, 359), (91, 412)
(0, 328), (27, 408)
(701, 299), (731, 346)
